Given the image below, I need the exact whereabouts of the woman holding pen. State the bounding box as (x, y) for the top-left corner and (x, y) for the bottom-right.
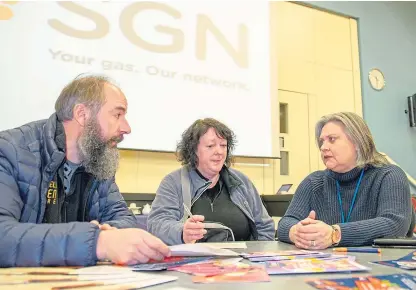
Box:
(278, 112), (414, 250)
(147, 118), (275, 245)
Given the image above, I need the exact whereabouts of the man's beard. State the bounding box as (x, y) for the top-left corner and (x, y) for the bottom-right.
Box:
(77, 118), (121, 180)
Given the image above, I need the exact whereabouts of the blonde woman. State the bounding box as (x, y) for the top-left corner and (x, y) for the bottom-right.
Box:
(278, 112), (414, 249)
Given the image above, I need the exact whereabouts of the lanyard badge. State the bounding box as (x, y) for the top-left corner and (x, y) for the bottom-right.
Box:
(336, 169), (365, 223)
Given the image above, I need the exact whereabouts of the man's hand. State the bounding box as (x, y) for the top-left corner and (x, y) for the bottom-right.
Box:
(182, 215), (207, 244)
(96, 228), (171, 265)
(90, 220), (116, 230)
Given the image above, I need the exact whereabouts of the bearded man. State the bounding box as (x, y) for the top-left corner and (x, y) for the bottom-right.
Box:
(0, 75), (170, 267)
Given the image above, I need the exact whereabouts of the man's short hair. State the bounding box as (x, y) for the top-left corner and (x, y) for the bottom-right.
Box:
(55, 74), (117, 121)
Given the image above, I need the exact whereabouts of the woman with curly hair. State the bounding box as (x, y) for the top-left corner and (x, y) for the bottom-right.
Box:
(147, 118), (275, 245)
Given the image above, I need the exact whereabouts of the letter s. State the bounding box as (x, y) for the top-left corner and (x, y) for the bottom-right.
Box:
(48, 2), (109, 39)
(120, 2), (184, 53)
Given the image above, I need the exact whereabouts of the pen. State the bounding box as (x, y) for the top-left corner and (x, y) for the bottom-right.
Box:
(183, 203), (194, 221)
(333, 247), (381, 253)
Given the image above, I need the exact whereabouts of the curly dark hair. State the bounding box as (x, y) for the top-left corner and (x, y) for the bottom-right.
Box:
(176, 118), (237, 168)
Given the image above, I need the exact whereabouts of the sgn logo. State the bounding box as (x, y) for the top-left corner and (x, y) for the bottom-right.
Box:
(48, 2), (249, 68)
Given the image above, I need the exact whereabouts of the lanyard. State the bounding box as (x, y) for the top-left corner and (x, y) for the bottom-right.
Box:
(336, 169), (364, 223)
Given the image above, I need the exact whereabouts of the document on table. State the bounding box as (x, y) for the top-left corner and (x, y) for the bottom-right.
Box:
(76, 266), (178, 287)
(169, 244), (239, 257)
(372, 250), (416, 270)
(308, 274), (416, 290)
(264, 257), (369, 275)
(0, 265), (178, 288)
(203, 242), (247, 249)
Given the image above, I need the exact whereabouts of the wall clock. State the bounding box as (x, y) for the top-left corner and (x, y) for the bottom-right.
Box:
(368, 68), (385, 91)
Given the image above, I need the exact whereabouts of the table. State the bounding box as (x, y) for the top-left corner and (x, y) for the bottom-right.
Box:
(148, 241), (415, 290)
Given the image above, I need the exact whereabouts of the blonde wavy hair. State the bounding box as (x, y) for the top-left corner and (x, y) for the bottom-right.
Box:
(315, 112), (388, 168)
